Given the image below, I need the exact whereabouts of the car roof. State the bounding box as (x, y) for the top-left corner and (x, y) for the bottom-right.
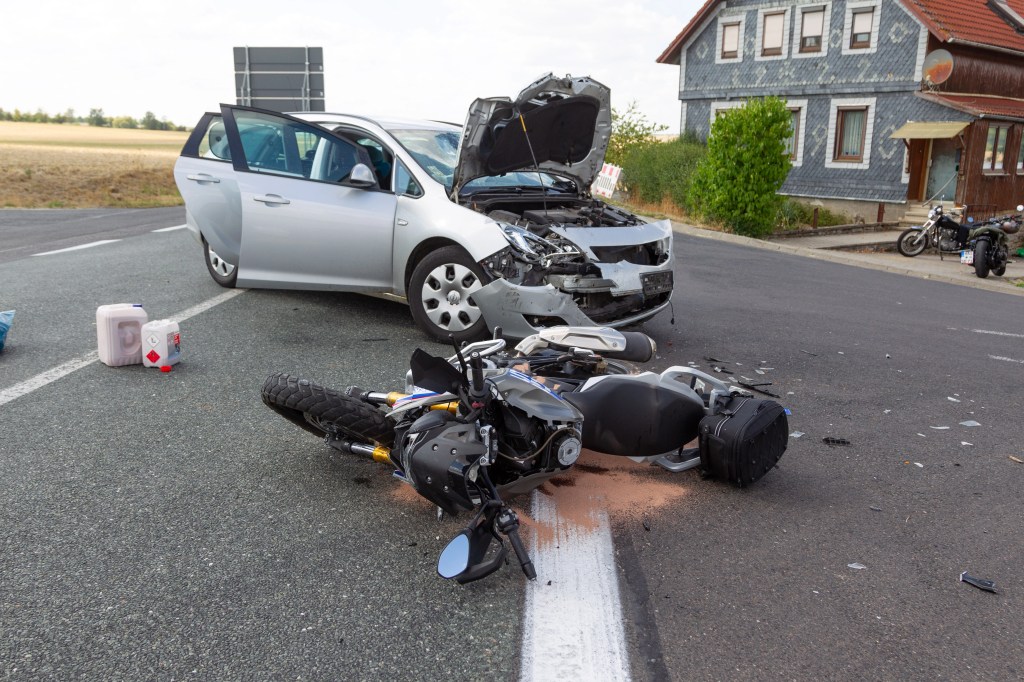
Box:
(288, 112), (459, 133)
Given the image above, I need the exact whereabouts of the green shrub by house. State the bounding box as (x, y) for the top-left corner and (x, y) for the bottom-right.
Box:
(620, 136), (707, 209)
(689, 98), (792, 238)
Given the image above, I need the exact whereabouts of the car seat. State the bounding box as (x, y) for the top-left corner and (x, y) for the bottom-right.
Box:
(364, 146), (392, 188)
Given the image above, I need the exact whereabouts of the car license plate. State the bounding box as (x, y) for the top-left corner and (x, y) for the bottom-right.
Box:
(960, 250), (974, 265)
(641, 271), (673, 296)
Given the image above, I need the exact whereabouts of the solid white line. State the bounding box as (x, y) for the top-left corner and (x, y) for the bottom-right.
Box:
(521, 492), (630, 682)
(972, 329), (1024, 339)
(989, 355), (1024, 364)
(152, 224), (188, 233)
(0, 289), (246, 408)
(33, 240), (121, 256)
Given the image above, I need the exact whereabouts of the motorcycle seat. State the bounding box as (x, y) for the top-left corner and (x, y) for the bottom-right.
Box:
(563, 376), (705, 457)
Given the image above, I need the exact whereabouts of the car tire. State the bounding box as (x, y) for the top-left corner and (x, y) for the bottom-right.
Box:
(203, 237), (238, 288)
(409, 246), (490, 343)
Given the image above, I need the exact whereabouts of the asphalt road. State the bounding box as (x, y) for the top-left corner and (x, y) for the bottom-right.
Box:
(1, 209), (1022, 680)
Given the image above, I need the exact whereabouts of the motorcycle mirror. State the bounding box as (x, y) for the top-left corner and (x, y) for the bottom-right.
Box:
(437, 532), (472, 579)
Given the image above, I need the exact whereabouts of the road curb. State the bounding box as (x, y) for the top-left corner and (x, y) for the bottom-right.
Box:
(670, 221), (1024, 298)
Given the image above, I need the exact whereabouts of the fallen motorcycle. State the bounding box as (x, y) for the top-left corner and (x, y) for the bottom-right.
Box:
(261, 326), (789, 583)
(960, 205), (1022, 278)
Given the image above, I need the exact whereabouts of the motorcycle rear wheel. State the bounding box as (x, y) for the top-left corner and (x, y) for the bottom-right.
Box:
(261, 373), (395, 446)
(973, 241), (990, 279)
(897, 229), (928, 257)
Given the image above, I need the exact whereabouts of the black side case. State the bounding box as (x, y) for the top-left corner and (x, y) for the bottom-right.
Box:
(698, 396), (788, 487)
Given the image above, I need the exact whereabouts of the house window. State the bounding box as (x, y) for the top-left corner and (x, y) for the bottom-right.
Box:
(762, 12), (785, 56)
(785, 109), (801, 159)
(984, 124), (1008, 172)
(1017, 132), (1024, 173)
(835, 108), (868, 161)
(850, 8), (874, 48)
(721, 22), (741, 59)
(800, 8), (825, 52)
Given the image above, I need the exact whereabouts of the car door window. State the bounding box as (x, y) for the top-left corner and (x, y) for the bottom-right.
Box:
(196, 116), (232, 161)
(394, 159), (423, 198)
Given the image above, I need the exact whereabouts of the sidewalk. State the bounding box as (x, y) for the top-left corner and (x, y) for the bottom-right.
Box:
(670, 221), (1024, 297)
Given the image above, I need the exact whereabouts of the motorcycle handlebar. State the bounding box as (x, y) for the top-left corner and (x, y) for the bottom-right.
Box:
(507, 527), (536, 580)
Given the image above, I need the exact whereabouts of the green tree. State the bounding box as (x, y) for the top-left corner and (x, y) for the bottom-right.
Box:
(606, 101), (668, 167)
(111, 116), (139, 128)
(141, 111), (163, 130)
(688, 97), (793, 237)
(87, 108), (109, 127)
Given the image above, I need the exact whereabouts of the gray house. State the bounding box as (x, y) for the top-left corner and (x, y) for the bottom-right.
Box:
(657, 0), (1024, 221)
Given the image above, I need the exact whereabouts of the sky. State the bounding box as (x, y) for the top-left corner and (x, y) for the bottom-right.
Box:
(0, 0), (703, 131)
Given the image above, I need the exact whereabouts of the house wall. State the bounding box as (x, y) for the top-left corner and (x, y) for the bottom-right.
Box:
(676, 0), (972, 204)
(958, 121), (1024, 213)
(930, 40), (1024, 97)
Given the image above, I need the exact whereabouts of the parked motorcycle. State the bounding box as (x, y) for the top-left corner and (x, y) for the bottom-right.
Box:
(897, 204), (969, 258)
(960, 205), (1023, 278)
(261, 326), (789, 583)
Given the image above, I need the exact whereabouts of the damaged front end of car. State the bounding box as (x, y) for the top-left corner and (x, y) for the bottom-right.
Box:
(471, 216), (674, 339)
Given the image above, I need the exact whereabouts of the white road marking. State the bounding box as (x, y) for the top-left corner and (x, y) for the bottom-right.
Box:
(989, 355), (1024, 364)
(152, 224), (188, 233)
(521, 492), (630, 682)
(0, 289), (245, 408)
(971, 329), (1024, 339)
(32, 240), (121, 256)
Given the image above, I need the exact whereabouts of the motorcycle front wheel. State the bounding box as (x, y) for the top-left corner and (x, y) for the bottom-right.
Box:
(973, 241), (991, 278)
(261, 373), (395, 446)
(897, 229), (928, 257)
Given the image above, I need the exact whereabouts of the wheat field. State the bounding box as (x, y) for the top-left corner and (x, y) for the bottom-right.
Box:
(0, 121), (189, 208)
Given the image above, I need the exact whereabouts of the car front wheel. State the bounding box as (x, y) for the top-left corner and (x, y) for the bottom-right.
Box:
(409, 246), (489, 343)
(203, 238), (238, 288)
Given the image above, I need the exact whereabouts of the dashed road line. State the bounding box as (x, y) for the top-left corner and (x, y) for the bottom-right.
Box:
(0, 289), (245, 408)
(971, 329), (1024, 339)
(32, 240), (121, 256)
(989, 355), (1024, 364)
(152, 224), (188, 233)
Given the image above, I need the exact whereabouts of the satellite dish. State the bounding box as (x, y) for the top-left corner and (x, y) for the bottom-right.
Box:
(923, 49), (954, 85)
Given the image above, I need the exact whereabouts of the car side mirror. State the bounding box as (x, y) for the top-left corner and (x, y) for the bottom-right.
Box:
(344, 163), (377, 189)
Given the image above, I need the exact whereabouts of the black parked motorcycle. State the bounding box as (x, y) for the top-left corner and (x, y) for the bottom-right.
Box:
(897, 204), (968, 258)
(962, 205), (1023, 278)
(261, 326), (789, 583)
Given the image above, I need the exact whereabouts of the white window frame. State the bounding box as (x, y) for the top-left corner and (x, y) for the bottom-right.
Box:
(842, 0), (880, 55)
(755, 7), (790, 61)
(785, 99), (808, 167)
(709, 100), (746, 127)
(792, 3), (831, 59)
(825, 97), (876, 170)
(715, 13), (746, 64)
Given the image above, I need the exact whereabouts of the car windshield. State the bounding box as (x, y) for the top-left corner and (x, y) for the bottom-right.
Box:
(388, 128), (573, 194)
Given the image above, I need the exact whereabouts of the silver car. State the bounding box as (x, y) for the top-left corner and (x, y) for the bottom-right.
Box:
(173, 73), (674, 341)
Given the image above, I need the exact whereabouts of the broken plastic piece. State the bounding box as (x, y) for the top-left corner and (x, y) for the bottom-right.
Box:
(960, 420), (981, 427)
(869, 505), (882, 511)
(790, 431), (805, 439)
(930, 426), (950, 430)
(823, 437), (851, 446)
(960, 572), (997, 593)
(0, 310), (13, 352)
(915, 462), (923, 468)
(947, 397), (961, 403)
(961, 442), (973, 446)
(800, 349), (818, 356)
(848, 563), (867, 570)
(738, 381), (781, 398)
(1010, 456), (1024, 464)
(784, 408), (792, 415)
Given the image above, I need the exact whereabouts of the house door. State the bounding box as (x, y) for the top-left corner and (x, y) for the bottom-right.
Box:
(926, 138), (958, 202)
(906, 139), (929, 202)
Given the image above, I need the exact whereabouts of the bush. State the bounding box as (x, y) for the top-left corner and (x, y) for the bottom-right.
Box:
(688, 98), (792, 237)
(607, 102), (667, 167)
(620, 137), (706, 209)
(776, 199), (851, 231)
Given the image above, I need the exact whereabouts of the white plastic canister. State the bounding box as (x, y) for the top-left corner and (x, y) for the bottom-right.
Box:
(141, 319), (181, 368)
(96, 304), (148, 366)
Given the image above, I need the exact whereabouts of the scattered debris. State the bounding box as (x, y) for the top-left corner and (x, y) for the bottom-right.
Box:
(790, 431), (805, 439)
(930, 426), (950, 430)
(869, 505), (882, 512)
(738, 381), (781, 398)
(960, 420), (981, 427)
(642, 518), (651, 532)
(784, 408), (792, 415)
(755, 369), (766, 375)
(712, 366), (726, 373)
(917, 433), (926, 438)
(915, 462), (924, 468)
(838, 351), (845, 355)
(883, 409), (892, 414)
(947, 397), (961, 403)
(704, 356), (728, 364)
(885, 354), (891, 359)
(848, 563), (867, 570)
(961, 442), (973, 447)
(1010, 456), (1024, 464)
(960, 572), (997, 593)
(822, 437), (851, 446)
(800, 349), (818, 356)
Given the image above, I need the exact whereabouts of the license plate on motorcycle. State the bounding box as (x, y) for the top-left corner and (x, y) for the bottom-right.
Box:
(641, 271), (673, 296)
(960, 250), (974, 265)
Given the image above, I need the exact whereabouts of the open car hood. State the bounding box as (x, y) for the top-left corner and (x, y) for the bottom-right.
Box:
(452, 73), (612, 195)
